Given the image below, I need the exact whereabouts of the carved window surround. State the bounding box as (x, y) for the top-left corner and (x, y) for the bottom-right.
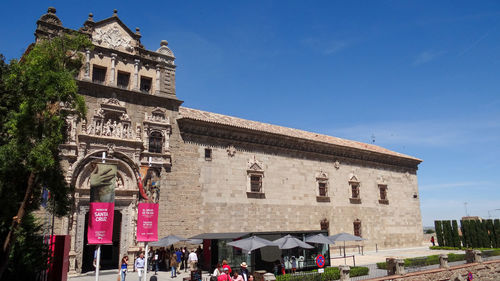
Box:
(140, 108), (172, 168)
(378, 184), (389, 205)
(247, 157), (265, 198)
(316, 170), (330, 203)
(349, 175), (361, 204)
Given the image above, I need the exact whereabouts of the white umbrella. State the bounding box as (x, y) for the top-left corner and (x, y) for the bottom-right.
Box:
(327, 232), (365, 264)
(305, 233), (335, 245)
(273, 235), (314, 250)
(150, 235), (188, 247)
(227, 236), (276, 252)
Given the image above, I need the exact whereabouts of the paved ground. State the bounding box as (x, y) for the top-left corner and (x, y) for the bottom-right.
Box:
(330, 246), (464, 266)
(69, 246), (466, 281)
(69, 268), (195, 281)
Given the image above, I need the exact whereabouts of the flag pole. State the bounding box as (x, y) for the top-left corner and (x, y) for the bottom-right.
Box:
(95, 245), (101, 281)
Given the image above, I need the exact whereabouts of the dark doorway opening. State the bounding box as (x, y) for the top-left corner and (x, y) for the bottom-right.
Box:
(82, 210), (122, 273)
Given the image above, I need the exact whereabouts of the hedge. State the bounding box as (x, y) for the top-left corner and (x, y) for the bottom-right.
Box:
(276, 266), (369, 281)
(376, 253), (467, 269)
(435, 220), (444, 246)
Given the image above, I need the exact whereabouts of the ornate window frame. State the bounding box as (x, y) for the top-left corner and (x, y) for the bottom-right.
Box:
(246, 157), (265, 199)
(349, 175), (361, 204)
(378, 184), (389, 205)
(141, 107), (172, 168)
(353, 219), (362, 237)
(316, 170), (330, 202)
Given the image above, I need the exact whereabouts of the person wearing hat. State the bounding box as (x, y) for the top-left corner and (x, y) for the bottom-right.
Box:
(217, 267), (231, 281)
(240, 262), (249, 281)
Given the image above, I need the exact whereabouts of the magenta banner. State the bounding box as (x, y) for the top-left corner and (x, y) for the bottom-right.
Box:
(136, 203), (159, 242)
(87, 202), (115, 244)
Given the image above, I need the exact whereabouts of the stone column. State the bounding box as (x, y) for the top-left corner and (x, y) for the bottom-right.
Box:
(439, 254), (449, 268)
(466, 249), (483, 263)
(339, 265), (350, 281)
(395, 258), (405, 275)
(263, 273), (276, 281)
(133, 59), (140, 90)
(110, 53), (117, 86)
(155, 65), (161, 94)
(83, 50), (91, 80)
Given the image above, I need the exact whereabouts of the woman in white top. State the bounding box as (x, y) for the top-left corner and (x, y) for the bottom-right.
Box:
(213, 263), (222, 276)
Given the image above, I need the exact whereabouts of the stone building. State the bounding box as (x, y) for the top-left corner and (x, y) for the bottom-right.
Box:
(34, 8), (423, 274)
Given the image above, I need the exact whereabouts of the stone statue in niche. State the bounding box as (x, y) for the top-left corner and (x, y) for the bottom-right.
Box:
(143, 168), (160, 203)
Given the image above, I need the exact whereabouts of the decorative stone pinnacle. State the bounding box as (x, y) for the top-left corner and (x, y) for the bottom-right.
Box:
(135, 27), (141, 35)
(161, 40), (168, 46)
(48, 7), (56, 14)
(113, 9), (118, 16)
(88, 13), (94, 21)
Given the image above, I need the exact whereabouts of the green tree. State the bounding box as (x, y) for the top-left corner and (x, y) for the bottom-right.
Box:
(460, 220), (467, 248)
(0, 32), (91, 280)
(434, 220), (444, 246)
(494, 219), (500, 248)
(451, 220), (461, 248)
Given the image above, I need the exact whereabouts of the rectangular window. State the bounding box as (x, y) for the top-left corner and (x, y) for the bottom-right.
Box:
(379, 185), (387, 200)
(250, 175), (262, 193)
(92, 65), (106, 84)
(204, 148), (212, 160)
(354, 221), (362, 237)
(148, 132), (163, 153)
(117, 71), (130, 89)
(318, 182), (327, 197)
(351, 184), (359, 199)
(140, 76), (152, 93)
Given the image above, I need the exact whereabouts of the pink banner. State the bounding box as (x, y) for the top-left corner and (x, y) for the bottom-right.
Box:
(87, 202), (115, 244)
(137, 203), (158, 242)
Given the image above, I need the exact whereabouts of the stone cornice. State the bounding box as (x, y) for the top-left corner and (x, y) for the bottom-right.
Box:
(77, 80), (183, 109)
(178, 118), (421, 170)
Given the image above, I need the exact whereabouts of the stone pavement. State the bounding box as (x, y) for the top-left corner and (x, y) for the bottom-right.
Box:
(68, 246), (465, 281)
(69, 268), (195, 281)
(330, 246), (464, 266)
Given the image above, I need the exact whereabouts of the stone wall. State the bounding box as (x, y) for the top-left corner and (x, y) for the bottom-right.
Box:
(368, 260), (500, 281)
(160, 136), (423, 250)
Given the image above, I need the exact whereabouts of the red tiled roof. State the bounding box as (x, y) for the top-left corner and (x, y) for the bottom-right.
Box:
(178, 107), (421, 162)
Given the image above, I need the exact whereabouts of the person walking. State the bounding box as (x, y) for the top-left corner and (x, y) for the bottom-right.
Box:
(188, 249), (198, 271)
(175, 248), (182, 274)
(430, 236), (435, 246)
(239, 262), (249, 281)
(182, 247), (189, 272)
(135, 253), (145, 281)
(222, 260), (232, 274)
(170, 252), (178, 278)
(120, 256), (129, 281)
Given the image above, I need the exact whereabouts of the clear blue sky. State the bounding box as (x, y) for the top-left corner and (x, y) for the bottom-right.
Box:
(2, 1), (499, 226)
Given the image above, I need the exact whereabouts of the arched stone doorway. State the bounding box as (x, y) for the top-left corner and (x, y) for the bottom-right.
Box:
(68, 150), (141, 274)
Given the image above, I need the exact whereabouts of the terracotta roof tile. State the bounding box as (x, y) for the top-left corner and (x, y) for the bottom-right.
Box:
(178, 107), (422, 162)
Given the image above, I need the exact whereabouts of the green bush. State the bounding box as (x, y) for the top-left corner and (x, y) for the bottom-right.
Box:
(452, 220), (461, 247)
(376, 262), (387, 269)
(494, 219), (500, 248)
(425, 229), (435, 234)
(350, 266), (369, 277)
(435, 220), (444, 246)
(275, 266), (368, 281)
(375, 253), (467, 270)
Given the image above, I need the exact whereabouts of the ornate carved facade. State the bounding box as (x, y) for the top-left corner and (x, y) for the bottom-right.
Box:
(34, 8), (424, 275)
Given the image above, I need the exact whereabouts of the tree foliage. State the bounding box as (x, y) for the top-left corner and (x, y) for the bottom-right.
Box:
(0, 32), (91, 280)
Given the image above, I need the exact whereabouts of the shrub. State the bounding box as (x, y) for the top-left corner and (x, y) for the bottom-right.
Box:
(350, 266), (369, 277)
(376, 262), (387, 270)
(494, 219), (500, 248)
(435, 220), (444, 246)
(452, 220), (461, 248)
